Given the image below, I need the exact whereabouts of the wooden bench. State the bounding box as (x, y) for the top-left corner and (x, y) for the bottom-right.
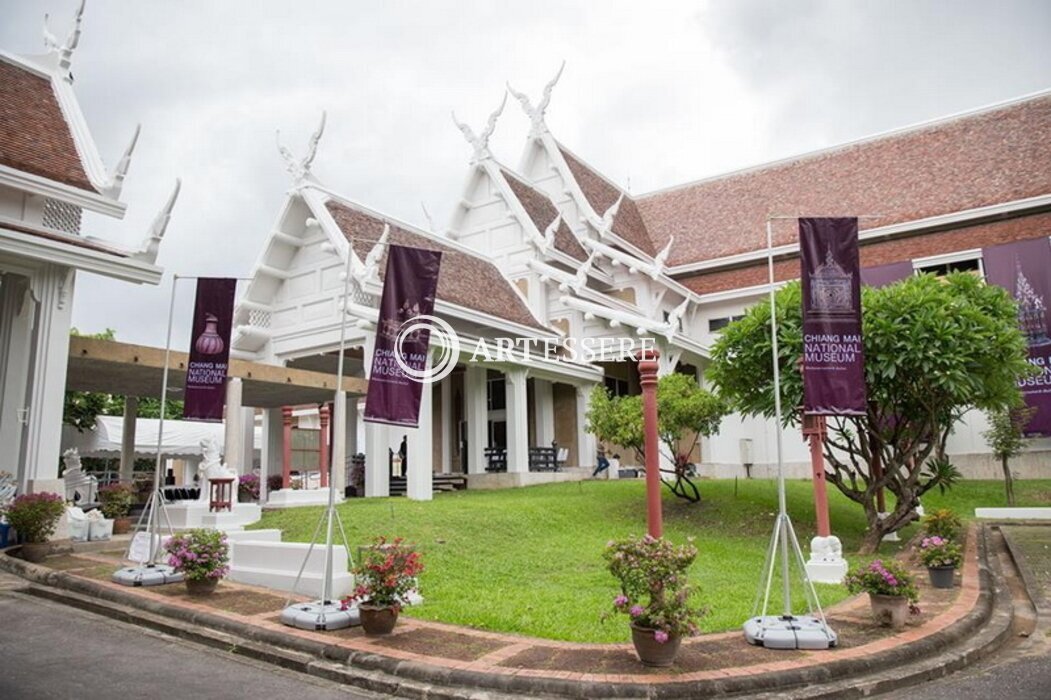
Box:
(529, 442), (560, 472)
(484, 447), (507, 473)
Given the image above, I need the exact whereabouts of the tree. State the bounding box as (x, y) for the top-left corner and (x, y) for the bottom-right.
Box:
(586, 372), (727, 502)
(708, 273), (1033, 553)
(983, 406), (1035, 506)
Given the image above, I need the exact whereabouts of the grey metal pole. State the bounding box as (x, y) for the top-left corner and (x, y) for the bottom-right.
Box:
(765, 220), (791, 618)
(147, 273), (179, 566)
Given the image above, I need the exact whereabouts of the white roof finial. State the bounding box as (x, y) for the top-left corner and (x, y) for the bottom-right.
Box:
(103, 123), (140, 199)
(49, 0), (86, 80)
(134, 178), (181, 265)
(507, 60), (565, 137)
(276, 111), (327, 185)
(451, 94), (507, 163)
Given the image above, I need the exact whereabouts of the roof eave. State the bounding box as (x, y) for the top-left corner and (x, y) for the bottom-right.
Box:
(0, 225), (161, 284)
(0, 164), (125, 218)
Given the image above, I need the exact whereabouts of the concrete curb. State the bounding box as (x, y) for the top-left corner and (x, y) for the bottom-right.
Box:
(997, 523), (1050, 615)
(0, 533), (1008, 699)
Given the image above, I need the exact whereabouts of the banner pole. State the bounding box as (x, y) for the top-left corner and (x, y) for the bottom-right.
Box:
(281, 243), (357, 630)
(147, 274), (179, 566)
(743, 218), (837, 649)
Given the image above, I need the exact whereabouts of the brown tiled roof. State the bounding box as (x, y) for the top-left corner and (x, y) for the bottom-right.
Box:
(500, 168), (587, 261)
(681, 210), (1051, 296)
(0, 59), (97, 193)
(637, 94), (1051, 267)
(325, 201), (548, 332)
(557, 145), (655, 256)
(1, 219), (130, 257)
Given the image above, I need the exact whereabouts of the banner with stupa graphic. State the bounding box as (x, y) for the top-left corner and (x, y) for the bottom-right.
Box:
(364, 244), (442, 428)
(184, 278), (237, 422)
(800, 218), (866, 415)
(983, 237), (1051, 436)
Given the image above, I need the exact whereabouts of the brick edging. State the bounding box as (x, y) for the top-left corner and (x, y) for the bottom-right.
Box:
(0, 532), (1003, 699)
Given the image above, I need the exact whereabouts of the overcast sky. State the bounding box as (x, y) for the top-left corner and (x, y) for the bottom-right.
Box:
(3, 0), (1050, 347)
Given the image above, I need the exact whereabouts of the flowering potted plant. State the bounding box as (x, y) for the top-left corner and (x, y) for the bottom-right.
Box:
(345, 536), (423, 635)
(99, 483), (134, 534)
(844, 559), (919, 630)
(3, 492), (65, 562)
(922, 509), (962, 540)
(237, 473), (260, 502)
(918, 536), (961, 589)
(603, 534), (706, 667)
(164, 528), (229, 595)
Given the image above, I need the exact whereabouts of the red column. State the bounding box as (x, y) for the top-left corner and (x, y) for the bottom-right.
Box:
(638, 349), (662, 539)
(319, 403), (330, 488)
(803, 414), (831, 537)
(281, 406), (293, 489)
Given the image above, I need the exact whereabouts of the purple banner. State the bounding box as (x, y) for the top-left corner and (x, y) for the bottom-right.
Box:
(364, 244), (442, 428)
(800, 217), (867, 415)
(982, 237), (1051, 436)
(861, 260), (913, 288)
(184, 278), (236, 422)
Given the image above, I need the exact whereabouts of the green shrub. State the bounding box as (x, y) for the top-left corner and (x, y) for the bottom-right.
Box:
(98, 483), (134, 519)
(922, 508), (963, 540)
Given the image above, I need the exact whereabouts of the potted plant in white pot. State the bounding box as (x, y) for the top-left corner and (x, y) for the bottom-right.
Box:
(603, 534), (706, 667)
(3, 492), (66, 563)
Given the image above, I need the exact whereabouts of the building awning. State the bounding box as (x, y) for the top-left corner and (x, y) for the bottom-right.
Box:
(67, 336), (367, 408)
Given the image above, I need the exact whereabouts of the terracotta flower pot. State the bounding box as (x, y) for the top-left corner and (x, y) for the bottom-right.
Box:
(19, 542), (51, 563)
(359, 604), (399, 635)
(868, 593), (909, 630)
(630, 623), (682, 667)
(185, 578), (219, 596)
(113, 517), (132, 535)
(927, 565), (955, 589)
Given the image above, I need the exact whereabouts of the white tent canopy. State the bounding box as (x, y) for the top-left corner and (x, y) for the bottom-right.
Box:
(61, 416), (261, 460)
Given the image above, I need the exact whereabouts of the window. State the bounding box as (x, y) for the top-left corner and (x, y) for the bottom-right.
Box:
(915, 258), (981, 277)
(487, 377), (506, 411)
(708, 315), (744, 333)
(604, 376), (630, 397)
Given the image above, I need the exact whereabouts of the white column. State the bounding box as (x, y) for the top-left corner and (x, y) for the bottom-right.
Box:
(440, 375), (452, 474)
(362, 329), (390, 497)
(259, 407), (283, 502)
(347, 397), (360, 456)
(24, 266), (75, 493)
(464, 365), (488, 474)
(241, 407), (255, 474)
(575, 384), (597, 469)
(364, 421), (390, 497)
(534, 378), (555, 447)
(506, 368), (529, 474)
(119, 396), (139, 483)
(223, 378), (244, 473)
(331, 390), (347, 496)
(405, 357), (433, 501)
(0, 276), (35, 481)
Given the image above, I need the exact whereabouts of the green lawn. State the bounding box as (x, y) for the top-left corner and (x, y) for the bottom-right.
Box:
(254, 478), (1051, 642)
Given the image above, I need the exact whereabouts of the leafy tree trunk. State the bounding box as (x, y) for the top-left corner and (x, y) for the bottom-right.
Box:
(1002, 456), (1016, 506)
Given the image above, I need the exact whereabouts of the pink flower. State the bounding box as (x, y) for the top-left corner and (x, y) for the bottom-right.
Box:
(614, 595), (628, 608)
(654, 630), (669, 644)
(629, 605), (644, 618)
